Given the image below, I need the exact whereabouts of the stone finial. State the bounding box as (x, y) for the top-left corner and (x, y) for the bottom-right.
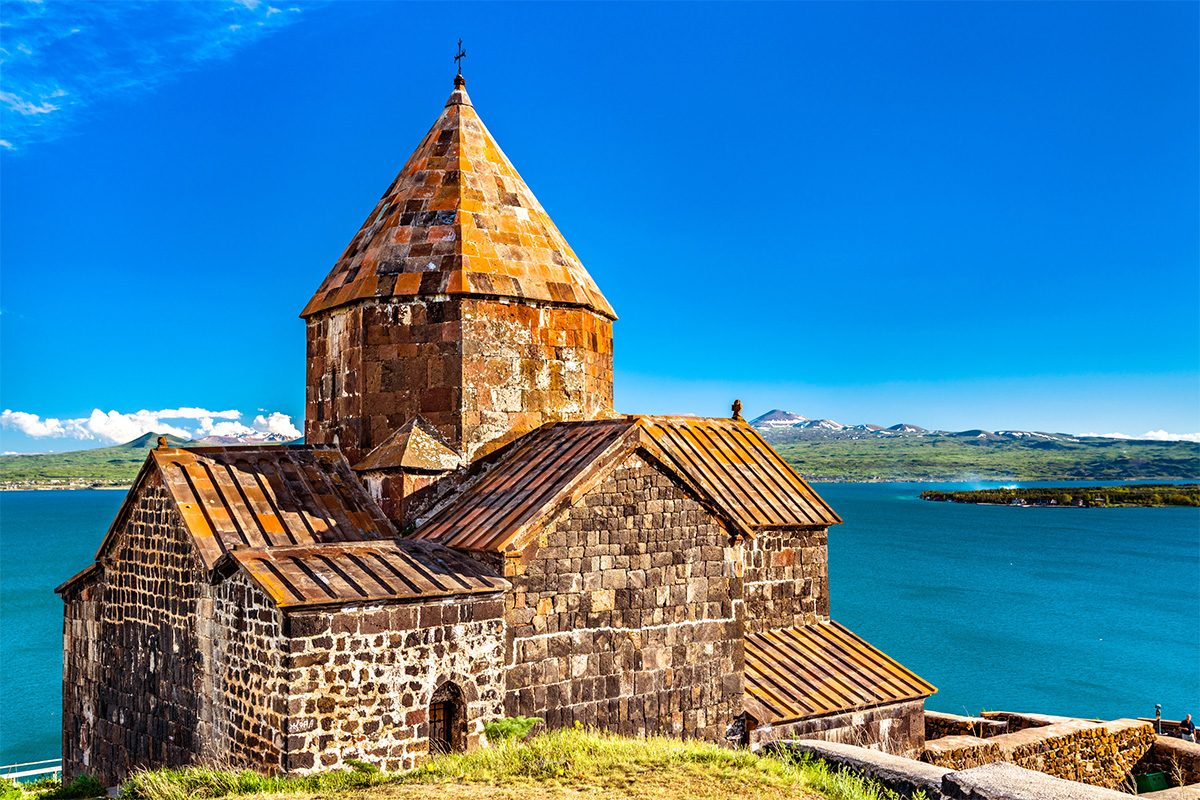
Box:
(156, 436), (169, 450)
(731, 400), (744, 422)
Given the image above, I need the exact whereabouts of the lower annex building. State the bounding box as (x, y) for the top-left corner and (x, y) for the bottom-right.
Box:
(58, 72), (935, 785)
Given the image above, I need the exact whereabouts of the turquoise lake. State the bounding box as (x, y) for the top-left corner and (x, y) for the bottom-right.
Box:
(1, 483), (1197, 766)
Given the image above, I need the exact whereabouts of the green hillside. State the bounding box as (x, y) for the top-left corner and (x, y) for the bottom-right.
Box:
(0, 432), (189, 487)
(3, 429), (1197, 488)
(768, 432), (1200, 482)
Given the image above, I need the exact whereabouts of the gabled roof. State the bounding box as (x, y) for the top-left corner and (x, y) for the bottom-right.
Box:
(94, 444), (394, 574)
(233, 539), (507, 609)
(301, 76), (615, 321)
(743, 622), (937, 724)
(410, 415), (841, 554)
(353, 416), (462, 473)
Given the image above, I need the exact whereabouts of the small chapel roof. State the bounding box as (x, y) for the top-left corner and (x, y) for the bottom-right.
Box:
(90, 443), (396, 576)
(74, 444), (506, 605)
(410, 416), (842, 554)
(301, 76), (615, 320)
(743, 622), (937, 724)
(232, 539), (506, 608)
(353, 416), (462, 473)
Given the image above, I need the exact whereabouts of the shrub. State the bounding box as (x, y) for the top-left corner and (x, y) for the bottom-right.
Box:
(483, 716), (543, 743)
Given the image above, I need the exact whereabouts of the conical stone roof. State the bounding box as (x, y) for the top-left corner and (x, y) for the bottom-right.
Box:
(302, 76), (615, 320)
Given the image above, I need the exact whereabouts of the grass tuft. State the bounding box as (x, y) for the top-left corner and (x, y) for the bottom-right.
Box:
(4, 729), (925, 800)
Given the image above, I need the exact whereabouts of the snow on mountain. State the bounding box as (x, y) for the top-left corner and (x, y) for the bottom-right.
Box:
(749, 410), (809, 428)
(886, 423), (927, 433)
(796, 419), (845, 430)
(189, 431), (299, 446)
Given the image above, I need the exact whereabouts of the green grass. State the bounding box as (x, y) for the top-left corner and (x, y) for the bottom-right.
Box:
(2, 729), (926, 800)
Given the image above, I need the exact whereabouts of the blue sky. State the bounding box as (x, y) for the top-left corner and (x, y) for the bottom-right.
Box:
(1, 1), (1197, 453)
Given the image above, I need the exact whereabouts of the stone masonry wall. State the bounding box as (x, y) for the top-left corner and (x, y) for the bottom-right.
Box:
(922, 718), (1156, 790)
(925, 710), (1008, 740)
(503, 453), (743, 741)
(742, 528), (829, 634)
(63, 478), (206, 785)
(752, 700), (926, 759)
(305, 296), (613, 466)
(306, 300), (457, 467)
(205, 571), (289, 774)
(281, 595), (506, 773)
(458, 297), (613, 460)
(61, 571), (102, 781)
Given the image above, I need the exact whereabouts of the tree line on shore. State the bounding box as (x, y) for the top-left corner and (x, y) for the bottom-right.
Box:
(920, 484), (1199, 508)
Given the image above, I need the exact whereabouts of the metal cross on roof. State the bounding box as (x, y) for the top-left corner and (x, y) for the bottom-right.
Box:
(455, 39), (466, 75)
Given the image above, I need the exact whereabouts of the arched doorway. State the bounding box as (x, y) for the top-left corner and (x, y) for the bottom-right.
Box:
(429, 681), (466, 754)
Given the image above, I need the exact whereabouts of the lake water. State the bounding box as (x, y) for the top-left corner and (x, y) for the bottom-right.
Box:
(1, 483), (1197, 766)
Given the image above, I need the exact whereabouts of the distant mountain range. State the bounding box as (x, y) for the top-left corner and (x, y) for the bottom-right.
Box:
(2, 416), (1197, 487)
(748, 410), (1199, 482)
(0, 431), (300, 489)
(747, 409), (1076, 440)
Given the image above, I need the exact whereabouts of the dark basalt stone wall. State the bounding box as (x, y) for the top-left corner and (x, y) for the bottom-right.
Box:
(501, 453), (744, 742)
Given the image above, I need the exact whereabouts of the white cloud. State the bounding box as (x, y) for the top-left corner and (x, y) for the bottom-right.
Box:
(1, 410), (89, 439)
(253, 411), (302, 439)
(0, 89), (60, 115)
(1, 406), (303, 446)
(85, 409), (192, 443)
(1, 0), (312, 150)
(206, 420), (259, 437)
(159, 407), (241, 420)
(1082, 430), (1200, 444)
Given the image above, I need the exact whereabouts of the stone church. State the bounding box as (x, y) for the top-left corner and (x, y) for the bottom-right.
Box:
(58, 73), (935, 786)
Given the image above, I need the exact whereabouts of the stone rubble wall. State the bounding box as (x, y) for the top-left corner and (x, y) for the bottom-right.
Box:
(776, 739), (1143, 800)
(921, 735), (1002, 770)
(205, 571), (289, 774)
(61, 478), (207, 786)
(503, 453), (743, 742)
(923, 717), (1156, 790)
(281, 595), (506, 773)
(753, 700), (927, 759)
(1135, 736), (1200, 786)
(979, 710), (1071, 732)
(60, 570), (103, 781)
(742, 528), (829, 634)
(305, 296), (614, 466)
(925, 710), (1008, 740)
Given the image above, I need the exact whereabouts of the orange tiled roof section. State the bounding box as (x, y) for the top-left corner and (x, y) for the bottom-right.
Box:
(232, 539), (508, 608)
(411, 416), (841, 554)
(744, 622), (937, 724)
(106, 445), (396, 572)
(301, 76), (615, 321)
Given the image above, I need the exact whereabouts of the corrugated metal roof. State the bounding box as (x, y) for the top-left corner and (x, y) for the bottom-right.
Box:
(638, 417), (842, 529)
(411, 415), (840, 553)
(233, 539), (507, 608)
(301, 77), (615, 321)
(96, 445), (395, 572)
(744, 622), (936, 724)
(411, 420), (637, 552)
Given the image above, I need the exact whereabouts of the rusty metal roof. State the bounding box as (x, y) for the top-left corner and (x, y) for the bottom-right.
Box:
(744, 622), (936, 724)
(233, 539), (507, 608)
(353, 416), (463, 473)
(301, 77), (615, 321)
(411, 415), (841, 553)
(95, 445), (394, 572)
(637, 416), (842, 529)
